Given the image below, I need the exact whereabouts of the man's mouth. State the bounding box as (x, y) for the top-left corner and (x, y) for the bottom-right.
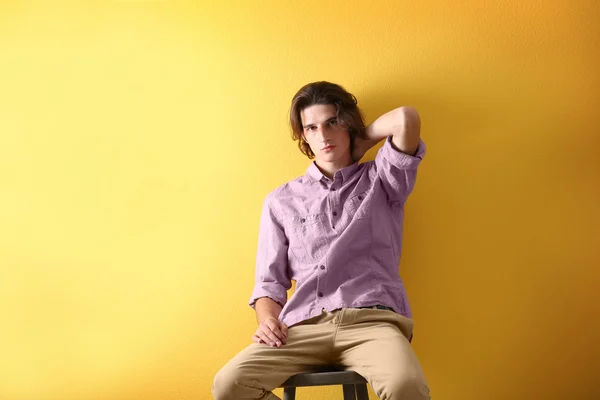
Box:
(322, 145), (335, 151)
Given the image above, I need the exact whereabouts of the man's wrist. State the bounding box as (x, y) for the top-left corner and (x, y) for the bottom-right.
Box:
(257, 315), (278, 324)
(255, 297), (282, 324)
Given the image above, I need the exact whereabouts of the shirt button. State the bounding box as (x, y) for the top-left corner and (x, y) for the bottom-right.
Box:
(318, 292), (324, 297)
(300, 218), (306, 223)
(332, 211), (337, 216)
(320, 265), (325, 270)
(358, 196), (363, 200)
(331, 187), (336, 191)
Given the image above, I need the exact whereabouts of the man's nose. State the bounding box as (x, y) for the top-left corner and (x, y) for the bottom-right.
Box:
(316, 126), (330, 142)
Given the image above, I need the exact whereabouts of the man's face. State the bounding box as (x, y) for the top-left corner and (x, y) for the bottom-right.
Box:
(300, 104), (352, 165)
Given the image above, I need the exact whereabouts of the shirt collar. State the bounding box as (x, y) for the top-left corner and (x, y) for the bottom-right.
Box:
(306, 162), (325, 181)
(305, 161), (360, 184)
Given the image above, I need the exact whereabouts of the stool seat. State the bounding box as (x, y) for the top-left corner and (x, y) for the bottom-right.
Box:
(281, 369), (367, 387)
(280, 366), (369, 400)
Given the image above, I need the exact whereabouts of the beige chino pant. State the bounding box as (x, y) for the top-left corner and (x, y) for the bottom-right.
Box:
(212, 308), (431, 400)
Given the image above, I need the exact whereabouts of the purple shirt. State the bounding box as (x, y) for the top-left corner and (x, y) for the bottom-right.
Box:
(249, 136), (426, 327)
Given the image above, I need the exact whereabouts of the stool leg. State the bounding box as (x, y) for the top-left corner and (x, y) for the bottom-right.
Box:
(342, 384), (356, 400)
(283, 387), (296, 400)
(355, 383), (369, 400)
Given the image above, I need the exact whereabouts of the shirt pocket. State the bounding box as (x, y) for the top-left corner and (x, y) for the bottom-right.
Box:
(345, 189), (371, 220)
(285, 213), (328, 264)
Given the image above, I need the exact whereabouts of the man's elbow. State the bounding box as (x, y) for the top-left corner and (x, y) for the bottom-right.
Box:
(391, 107), (421, 155)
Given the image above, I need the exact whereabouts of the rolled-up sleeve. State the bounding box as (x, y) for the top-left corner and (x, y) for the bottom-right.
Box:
(248, 194), (291, 309)
(375, 136), (426, 205)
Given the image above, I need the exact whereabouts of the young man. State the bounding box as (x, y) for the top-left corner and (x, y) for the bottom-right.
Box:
(213, 82), (430, 400)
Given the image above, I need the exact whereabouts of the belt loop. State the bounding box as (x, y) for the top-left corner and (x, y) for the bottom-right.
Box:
(334, 308), (344, 324)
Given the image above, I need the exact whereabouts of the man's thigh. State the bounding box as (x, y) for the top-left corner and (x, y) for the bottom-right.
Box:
(212, 311), (338, 399)
(336, 309), (431, 400)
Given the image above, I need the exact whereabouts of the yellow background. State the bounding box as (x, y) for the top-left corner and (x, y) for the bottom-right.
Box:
(1, 1), (598, 399)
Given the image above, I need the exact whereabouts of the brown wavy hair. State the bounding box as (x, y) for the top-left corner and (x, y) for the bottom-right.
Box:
(289, 81), (366, 159)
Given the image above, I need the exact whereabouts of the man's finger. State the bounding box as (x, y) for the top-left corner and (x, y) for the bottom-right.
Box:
(267, 324), (286, 344)
(251, 334), (264, 344)
(264, 320), (286, 343)
(257, 330), (279, 347)
(259, 326), (282, 347)
(280, 323), (289, 338)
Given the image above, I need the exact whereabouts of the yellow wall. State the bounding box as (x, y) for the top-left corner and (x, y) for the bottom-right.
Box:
(1, 1), (598, 399)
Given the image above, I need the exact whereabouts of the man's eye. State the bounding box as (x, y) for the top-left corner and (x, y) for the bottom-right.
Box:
(329, 119), (337, 125)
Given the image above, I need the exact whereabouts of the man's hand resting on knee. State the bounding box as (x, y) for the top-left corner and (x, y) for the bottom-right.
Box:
(252, 317), (288, 347)
(252, 297), (289, 347)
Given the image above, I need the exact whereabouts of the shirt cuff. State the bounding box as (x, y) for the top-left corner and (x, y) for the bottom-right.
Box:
(379, 136), (426, 169)
(249, 283), (287, 309)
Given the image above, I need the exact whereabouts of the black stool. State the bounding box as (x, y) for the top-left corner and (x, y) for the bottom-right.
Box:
(280, 366), (369, 400)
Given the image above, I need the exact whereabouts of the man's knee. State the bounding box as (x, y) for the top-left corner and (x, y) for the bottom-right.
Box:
(212, 363), (240, 400)
(378, 372), (431, 400)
